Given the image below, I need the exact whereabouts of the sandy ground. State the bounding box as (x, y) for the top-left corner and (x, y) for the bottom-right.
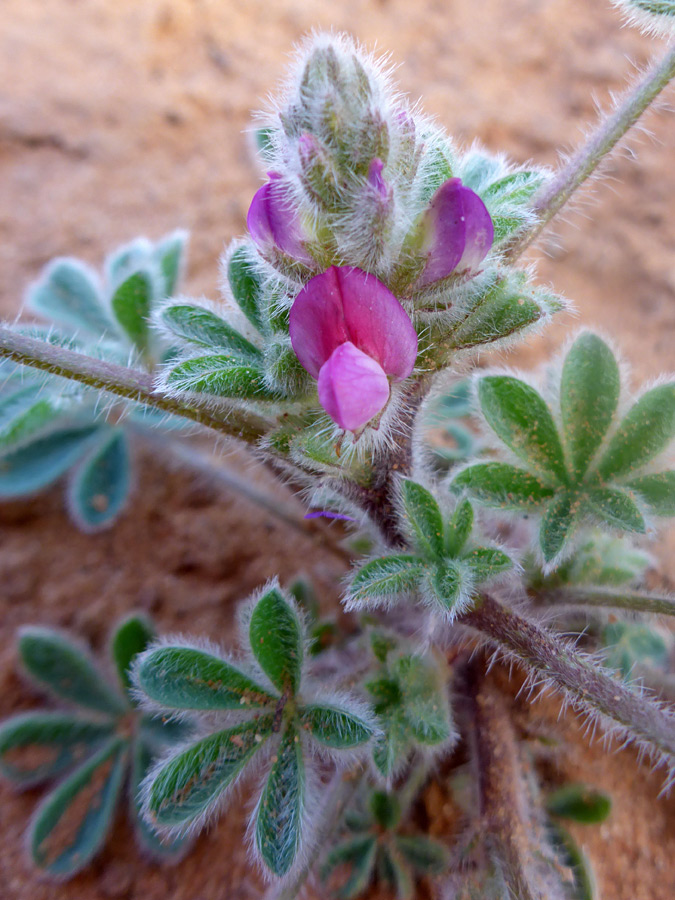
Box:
(1, 1), (675, 898)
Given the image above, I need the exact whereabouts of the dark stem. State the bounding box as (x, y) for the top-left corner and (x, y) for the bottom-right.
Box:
(461, 594), (675, 763)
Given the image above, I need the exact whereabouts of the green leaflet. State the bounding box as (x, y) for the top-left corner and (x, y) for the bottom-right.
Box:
(164, 354), (278, 400)
(431, 561), (464, 609)
(393, 654), (452, 746)
(0, 386), (60, 452)
(300, 704), (373, 748)
(322, 836), (377, 900)
(540, 491), (578, 562)
(0, 713), (114, 787)
(158, 303), (262, 358)
(444, 499), (473, 557)
(147, 717), (273, 828)
(349, 556), (427, 606)
(27, 258), (113, 336)
(227, 245), (264, 331)
(478, 376), (567, 483)
(111, 615), (156, 694)
(249, 587), (304, 695)
(564, 534), (650, 587)
(452, 462), (555, 509)
(546, 784), (611, 825)
(154, 230), (188, 298)
(0, 426), (99, 498)
(462, 546), (513, 580)
(29, 737), (128, 877)
(369, 791), (401, 830)
(627, 471), (675, 515)
(19, 628), (128, 716)
(394, 834), (450, 874)
(255, 725), (305, 876)
(561, 333), (620, 479)
(597, 383), (675, 481)
(111, 270), (155, 353)
(68, 429), (132, 531)
(400, 479), (444, 559)
(377, 844), (413, 898)
(586, 487), (646, 533)
(136, 645), (277, 710)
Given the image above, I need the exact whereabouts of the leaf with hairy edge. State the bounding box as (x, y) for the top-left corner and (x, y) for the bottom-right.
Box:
(19, 628), (128, 716)
(321, 836), (377, 900)
(548, 823), (596, 900)
(112, 615), (155, 694)
(348, 556), (426, 607)
(228, 246), (264, 331)
(158, 303), (263, 358)
(370, 791), (401, 829)
(628, 472), (675, 516)
(29, 737), (127, 877)
(135, 645), (277, 710)
(154, 230), (188, 298)
(147, 716), (273, 828)
(255, 725), (305, 877)
(449, 279), (552, 351)
(445, 499), (473, 557)
(452, 462), (555, 509)
(129, 738), (191, 861)
(164, 355), (279, 400)
(0, 386), (60, 452)
(249, 587), (304, 695)
(301, 704), (373, 749)
(586, 487), (646, 533)
(478, 376), (567, 482)
(540, 491), (578, 562)
(597, 383), (675, 482)
(399, 480), (444, 560)
(546, 784), (611, 825)
(27, 258), (113, 336)
(68, 430), (131, 531)
(394, 834), (450, 874)
(111, 270), (155, 353)
(561, 333), (620, 479)
(462, 546), (513, 581)
(431, 562), (464, 610)
(0, 426), (99, 498)
(0, 713), (114, 787)
(371, 720), (407, 778)
(394, 655), (452, 745)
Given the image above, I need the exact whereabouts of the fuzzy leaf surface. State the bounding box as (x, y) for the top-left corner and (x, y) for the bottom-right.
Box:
(255, 725), (304, 876)
(452, 462), (555, 509)
(394, 834), (450, 874)
(0, 426), (99, 498)
(349, 556), (426, 606)
(322, 836), (377, 900)
(444, 498), (473, 557)
(249, 587), (304, 695)
(111, 271), (154, 353)
(228, 246), (264, 331)
(540, 491), (578, 562)
(68, 429), (131, 531)
(300, 704), (374, 748)
(602, 622), (668, 678)
(462, 546), (513, 580)
(627, 472), (675, 516)
(111, 615), (155, 694)
(158, 303), (262, 357)
(154, 230), (187, 297)
(399, 480), (445, 559)
(27, 259), (112, 336)
(586, 487), (645, 533)
(164, 354), (277, 400)
(135, 645), (277, 710)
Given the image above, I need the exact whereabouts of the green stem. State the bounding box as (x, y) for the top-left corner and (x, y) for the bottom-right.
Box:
(540, 587), (675, 617)
(0, 325), (268, 443)
(503, 39), (675, 262)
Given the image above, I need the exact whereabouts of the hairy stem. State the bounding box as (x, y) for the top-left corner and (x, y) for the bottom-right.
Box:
(462, 594), (675, 763)
(0, 326), (268, 443)
(503, 39), (675, 262)
(269, 766), (365, 900)
(539, 587), (675, 618)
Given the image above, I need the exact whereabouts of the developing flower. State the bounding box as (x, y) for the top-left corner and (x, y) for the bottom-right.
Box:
(246, 172), (313, 264)
(416, 177), (493, 289)
(289, 266), (418, 432)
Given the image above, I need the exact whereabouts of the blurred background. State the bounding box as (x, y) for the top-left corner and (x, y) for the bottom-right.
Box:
(0, 2), (674, 898)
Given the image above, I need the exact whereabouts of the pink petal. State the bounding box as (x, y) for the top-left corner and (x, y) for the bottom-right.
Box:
(317, 342), (391, 432)
(289, 266), (418, 380)
(246, 174), (312, 264)
(417, 178), (493, 288)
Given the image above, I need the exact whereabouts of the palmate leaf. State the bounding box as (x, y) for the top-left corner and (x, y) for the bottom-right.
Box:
(18, 627), (128, 716)
(348, 556), (427, 608)
(0, 426), (100, 498)
(255, 724), (305, 876)
(249, 586), (304, 695)
(399, 480), (444, 559)
(564, 534), (651, 587)
(29, 737), (128, 877)
(68, 429), (132, 531)
(430, 561), (466, 610)
(163, 354), (279, 400)
(135, 645), (277, 710)
(560, 333), (620, 479)
(0, 713), (114, 787)
(146, 716), (273, 829)
(300, 704), (374, 749)
(157, 302), (263, 358)
(369, 791), (401, 830)
(478, 376), (567, 483)
(111, 614), (156, 694)
(26, 258), (114, 336)
(452, 462), (555, 509)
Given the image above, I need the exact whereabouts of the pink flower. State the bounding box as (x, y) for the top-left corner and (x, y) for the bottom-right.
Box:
(246, 172), (312, 265)
(289, 266), (418, 432)
(416, 178), (493, 289)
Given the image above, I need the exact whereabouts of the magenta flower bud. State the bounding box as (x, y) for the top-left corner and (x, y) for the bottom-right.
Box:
(366, 158), (388, 200)
(416, 178), (494, 289)
(246, 172), (312, 265)
(289, 266), (418, 432)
